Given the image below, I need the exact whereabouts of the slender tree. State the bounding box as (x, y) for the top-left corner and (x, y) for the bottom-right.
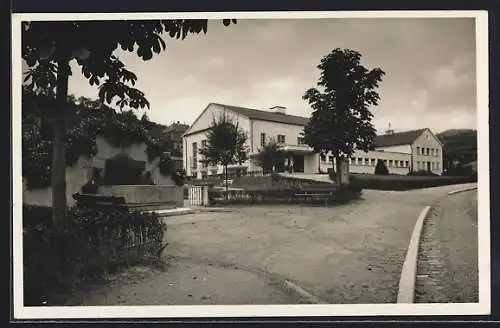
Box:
(302, 48), (385, 185)
(22, 19), (236, 227)
(254, 138), (286, 174)
(199, 114), (248, 198)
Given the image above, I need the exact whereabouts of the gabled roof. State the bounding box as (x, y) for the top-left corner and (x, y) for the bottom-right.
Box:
(374, 128), (426, 148)
(212, 103), (310, 126)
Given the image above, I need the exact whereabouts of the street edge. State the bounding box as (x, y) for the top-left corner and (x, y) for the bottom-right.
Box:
(397, 205), (432, 303)
(448, 185), (478, 195)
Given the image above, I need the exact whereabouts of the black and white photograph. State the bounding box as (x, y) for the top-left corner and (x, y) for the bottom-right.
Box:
(12, 10), (490, 319)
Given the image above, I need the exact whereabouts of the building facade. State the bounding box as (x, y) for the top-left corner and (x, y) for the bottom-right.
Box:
(183, 103), (443, 178)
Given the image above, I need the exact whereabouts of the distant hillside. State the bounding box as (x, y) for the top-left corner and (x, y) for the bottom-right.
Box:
(436, 129), (477, 170)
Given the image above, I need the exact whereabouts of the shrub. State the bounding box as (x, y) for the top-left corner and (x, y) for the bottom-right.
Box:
(350, 173), (476, 191)
(374, 159), (389, 175)
(23, 205), (166, 306)
(171, 168), (186, 186)
(407, 170), (438, 177)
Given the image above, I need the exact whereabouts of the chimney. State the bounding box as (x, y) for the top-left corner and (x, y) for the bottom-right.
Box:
(270, 106), (286, 114)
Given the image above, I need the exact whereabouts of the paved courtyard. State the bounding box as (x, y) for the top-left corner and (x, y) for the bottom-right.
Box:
(75, 183), (477, 306)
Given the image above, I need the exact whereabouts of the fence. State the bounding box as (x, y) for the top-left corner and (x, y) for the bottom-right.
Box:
(188, 185), (209, 206)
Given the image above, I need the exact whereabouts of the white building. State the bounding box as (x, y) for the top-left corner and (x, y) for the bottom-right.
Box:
(183, 103), (443, 178)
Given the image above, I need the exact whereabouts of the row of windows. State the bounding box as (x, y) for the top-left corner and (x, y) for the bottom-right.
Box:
(417, 161), (440, 171)
(416, 146), (440, 157)
(323, 156), (410, 168)
(260, 133), (305, 147)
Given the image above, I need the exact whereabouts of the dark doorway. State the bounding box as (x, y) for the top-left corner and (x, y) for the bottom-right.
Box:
(426, 161), (431, 171)
(275, 160), (285, 173)
(293, 155), (305, 173)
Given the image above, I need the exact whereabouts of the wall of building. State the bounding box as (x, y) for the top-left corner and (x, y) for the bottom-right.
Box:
(23, 135), (175, 207)
(319, 149), (411, 175)
(183, 105), (253, 178)
(411, 129), (443, 175)
(250, 119), (305, 154)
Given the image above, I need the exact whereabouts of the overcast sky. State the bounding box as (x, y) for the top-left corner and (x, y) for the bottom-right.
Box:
(62, 17), (477, 134)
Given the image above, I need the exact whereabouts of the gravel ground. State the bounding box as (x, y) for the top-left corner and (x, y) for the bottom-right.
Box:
(55, 183), (477, 306)
(414, 189), (478, 303)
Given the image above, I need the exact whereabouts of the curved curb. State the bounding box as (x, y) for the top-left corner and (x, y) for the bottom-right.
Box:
(283, 280), (326, 304)
(397, 205), (432, 303)
(448, 185), (478, 195)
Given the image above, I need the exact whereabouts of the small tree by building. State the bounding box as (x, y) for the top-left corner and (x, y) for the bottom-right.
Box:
(374, 159), (389, 175)
(302, 48), (385, 185)
(254, 138), (286, 174)
(199, 114), (248, 198)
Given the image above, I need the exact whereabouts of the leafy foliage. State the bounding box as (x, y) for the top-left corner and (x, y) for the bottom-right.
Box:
(23, 204), (166, 305)
(254, 138), (287, 173)
(22, 91), (174, 189)
(199, 113), (249, 168)
(23, 19), (237, 110)
(436, 129), (477, 172)
(302, 48), (385, 182)
(22, 19), (236, 226)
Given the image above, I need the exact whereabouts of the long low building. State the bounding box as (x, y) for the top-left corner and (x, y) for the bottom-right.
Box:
(183, 103), (443, 179)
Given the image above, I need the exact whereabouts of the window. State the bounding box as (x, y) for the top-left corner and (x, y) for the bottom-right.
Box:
(417, 161), (420, 170)
(260, 133), (266, 147)
(435, 149), (440, 157)
(405, 160), (409, 168)
(350, 158), (355, 165)
(426, 148), (430, 155)
(320, 153), (326, 162)
(431, 148), (435, 156)
(383, 160), (388, 165)
(416, 147), (420, 155)
(277, 134), (286, 144)
(201, 140), (208, 168)
(437, 162), (440, 170)
(358, 158), (363, 165)
(365, 158), (370, 165)
(431, 162), (435, 170)
(297, 136), (305, 145)
(371, 159), (376, 166)
(388, 160), (393, 167)
(192, 142), (198, 170)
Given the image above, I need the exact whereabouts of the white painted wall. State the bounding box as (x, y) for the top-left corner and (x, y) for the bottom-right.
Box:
(23, 135), (175, 207)
(250, 119), (305, 154)
(320, 149), (411, 175)
(411, 129), (443, 175)
(183, 104), (252, 178)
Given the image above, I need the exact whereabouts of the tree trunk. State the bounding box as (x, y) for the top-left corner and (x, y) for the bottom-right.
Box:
(51, 56), (70, 228)
(224, 165), (228, 200)
(335, 156), (342, 186)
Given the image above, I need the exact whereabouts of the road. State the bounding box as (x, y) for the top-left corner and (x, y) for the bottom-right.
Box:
(73, 183), (478, 306)
(414, 188), (479, 303)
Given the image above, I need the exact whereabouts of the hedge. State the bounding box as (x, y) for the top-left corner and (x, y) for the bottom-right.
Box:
(207, 184), (362, 206)
(350, 173), (477, 191)
(23, 205), (167, 306)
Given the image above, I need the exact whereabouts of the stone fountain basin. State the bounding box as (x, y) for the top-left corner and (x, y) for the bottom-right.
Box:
(97, 184), (184, 209)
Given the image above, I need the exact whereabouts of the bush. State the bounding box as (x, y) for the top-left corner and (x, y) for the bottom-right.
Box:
(23, 205), (167, 306)
(374, 159), (389, 175)
(350, 173), (477, 191)
(407, 170), (438, 177)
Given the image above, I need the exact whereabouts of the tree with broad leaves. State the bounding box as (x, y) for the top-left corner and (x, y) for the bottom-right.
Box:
(302, 48), (385, 185)
(22, 19), (237, 228)
(198, 113), (248, 198)
(254, 138), (287, 174)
